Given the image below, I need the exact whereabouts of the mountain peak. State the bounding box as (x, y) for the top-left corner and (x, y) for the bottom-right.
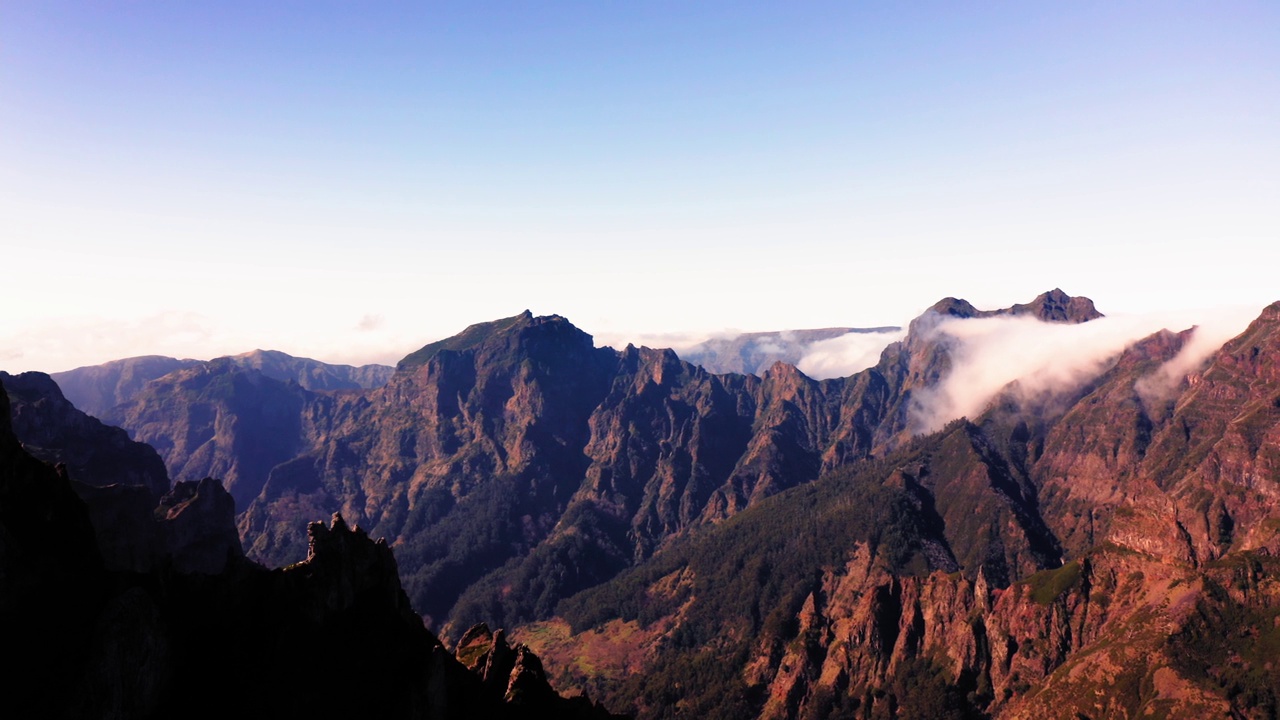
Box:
(395, 311), (589, 372)
(927, 297), (982, 319)
(914, 290), (1102, 332)
(1002, 288), (1103, 323)
(397, 312), (537, 371)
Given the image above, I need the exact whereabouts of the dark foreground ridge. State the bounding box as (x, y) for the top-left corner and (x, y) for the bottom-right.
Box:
(0, 377), (623, 720)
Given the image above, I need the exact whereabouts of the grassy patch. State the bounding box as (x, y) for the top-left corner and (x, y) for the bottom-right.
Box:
(1021, 560), (1083, 605)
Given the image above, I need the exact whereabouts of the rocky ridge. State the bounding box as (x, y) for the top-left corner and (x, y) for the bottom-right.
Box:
(2, 370), (169, 499)
(51, 349), (393, 419)
(3, 370), (245, 574)
(79, 292), (1121, 634)
(527, 299), (1280, 718)
(0, 373), (622, 719)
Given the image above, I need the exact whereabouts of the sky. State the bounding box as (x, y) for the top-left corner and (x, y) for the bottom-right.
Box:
(2, 1), (1278, 373)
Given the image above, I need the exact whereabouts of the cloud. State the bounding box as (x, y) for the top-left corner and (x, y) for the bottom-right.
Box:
(753, 340), (786, 356)
(356, 313), (384, 332)
(796, 329), (907, 380)
(596, 326), (906, 378)
(1134, 306), (1263, 408)
(907, 307), (1261, 434)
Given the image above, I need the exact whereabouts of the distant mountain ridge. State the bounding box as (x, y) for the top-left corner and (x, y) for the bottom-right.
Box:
(676, 326), (901, 376)
(52, 349), (394, 418)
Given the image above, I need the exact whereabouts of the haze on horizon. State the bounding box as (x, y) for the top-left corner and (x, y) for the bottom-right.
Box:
(2, 2), (1277, 374)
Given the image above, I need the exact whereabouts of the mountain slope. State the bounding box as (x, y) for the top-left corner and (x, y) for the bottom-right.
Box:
(50, 354), (202, 419)
(0, 374), (622, 720)
(104, 358), (314, 508)
(98, 290), (1113, 638)
(52, 350), (393, 418)
(2, 370), (170, 500)
(523, 309), (1280, 719)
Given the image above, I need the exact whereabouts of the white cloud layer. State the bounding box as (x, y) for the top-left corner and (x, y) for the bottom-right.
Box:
(796, 330), (907, 380)
(908, 306), (1263, 434)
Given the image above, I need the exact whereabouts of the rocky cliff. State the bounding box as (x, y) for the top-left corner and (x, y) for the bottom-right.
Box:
(2, 370), (170, 500)
(104, 358), (313, 508)
(525, 300), (1280, 719)
(0, 374), (621, 719)
(3, 369), (249, 574)
(87, 292), (1117, 635)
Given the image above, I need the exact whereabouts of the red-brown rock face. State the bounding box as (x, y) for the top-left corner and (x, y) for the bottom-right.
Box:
(77, 293), (1120, 633)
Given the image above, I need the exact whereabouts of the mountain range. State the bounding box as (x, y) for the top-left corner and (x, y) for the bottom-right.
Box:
(5, 287), (1279, 719)
(52, 349), (394, 420)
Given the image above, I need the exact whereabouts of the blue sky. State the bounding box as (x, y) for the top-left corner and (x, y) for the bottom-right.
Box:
(2, 1), (1277, 371)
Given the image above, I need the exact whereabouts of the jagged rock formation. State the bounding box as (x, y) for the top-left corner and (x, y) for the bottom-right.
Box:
(456, 623), (621, 717)
(2, 370), (246, 574)
(528, 300), (1280, 719)
(677, 326), (900, 376)
(71, 473), (243, 575)
(85, 292), (1114, 634)
(0, 375), (620, 719)
(153, 476), (243, 574)
(733, 542), (1277, 720)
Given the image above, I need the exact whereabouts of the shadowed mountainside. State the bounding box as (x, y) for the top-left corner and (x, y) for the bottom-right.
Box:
(2, 370), (170, 501)
(52, 349), (393, 418)
(0, 375), (623, 720)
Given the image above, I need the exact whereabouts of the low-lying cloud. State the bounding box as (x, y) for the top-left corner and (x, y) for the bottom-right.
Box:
(908, 306), (1262, 434)
(602, 327), (906, 379)
(796, 329), (907, 380)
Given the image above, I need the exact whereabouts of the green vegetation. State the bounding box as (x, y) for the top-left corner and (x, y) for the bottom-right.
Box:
(555, 437), (977, 718)
(1020, 560), (1083, 605)
(391, 477), (528, 624)
(397, 312), (531, 370)
(1166, 561), (1280, 717)
(560, 455), (941, 638)
(448, 502), (634, 633)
